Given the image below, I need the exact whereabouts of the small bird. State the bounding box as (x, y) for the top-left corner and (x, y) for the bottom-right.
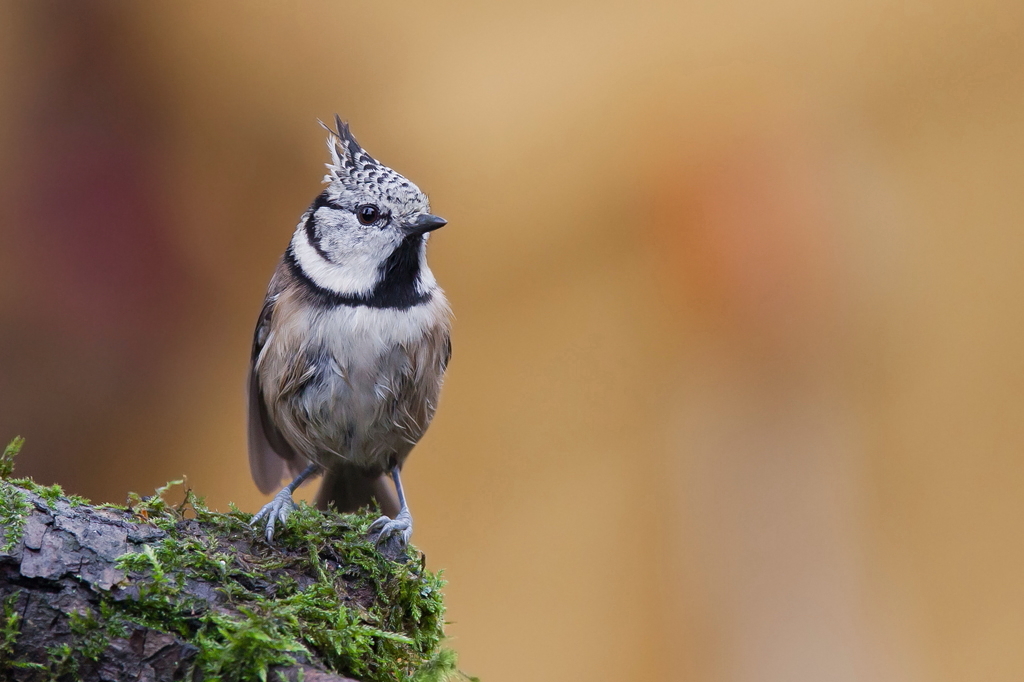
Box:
(248, 116), (451, 548)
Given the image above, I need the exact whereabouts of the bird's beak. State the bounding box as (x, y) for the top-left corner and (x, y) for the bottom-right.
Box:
(406, 213), (447, 235)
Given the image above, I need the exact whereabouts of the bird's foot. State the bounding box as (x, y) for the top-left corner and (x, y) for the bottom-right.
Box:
(369, 508), (413, 551)
(250, 488), (298, 542)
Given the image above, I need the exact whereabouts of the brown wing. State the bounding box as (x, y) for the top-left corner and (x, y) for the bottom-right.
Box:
(442, 333), (452, 372)
(247, 272), (308, 494)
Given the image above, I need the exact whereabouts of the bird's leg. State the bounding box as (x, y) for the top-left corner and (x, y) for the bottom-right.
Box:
(251, 463), (319, 542)
(368, 465), (413, 549)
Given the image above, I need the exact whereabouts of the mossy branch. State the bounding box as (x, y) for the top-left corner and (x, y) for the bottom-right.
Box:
(0, 438), (475, 682)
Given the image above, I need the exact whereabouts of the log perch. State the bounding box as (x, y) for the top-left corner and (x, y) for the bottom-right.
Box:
(0, 456), (465, 682)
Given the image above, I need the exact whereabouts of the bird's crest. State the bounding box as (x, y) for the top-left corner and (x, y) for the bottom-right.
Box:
(321, 115), (379, 184)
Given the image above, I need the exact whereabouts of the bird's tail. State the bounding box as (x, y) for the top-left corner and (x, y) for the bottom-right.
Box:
(315, 463), (400, 518)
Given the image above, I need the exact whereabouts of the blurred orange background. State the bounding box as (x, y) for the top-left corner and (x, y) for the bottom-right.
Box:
(2, 1), (1024, 680)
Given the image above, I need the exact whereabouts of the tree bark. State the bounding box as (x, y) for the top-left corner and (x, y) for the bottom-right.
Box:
(0, 482), (393, 681)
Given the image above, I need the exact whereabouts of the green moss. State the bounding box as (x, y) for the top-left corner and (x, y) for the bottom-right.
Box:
(0, 437), (32, 552)
(1, 593), (20, 661)
(414, 647), (480, 682)
(0, 449), (474, 681)
(6, 478), (91, 509)
(1, 437), (88, 542)
(0, 594), (48, 677)
(1, 604), (140, 681)
(0, 436), (24, 479)
(107, 483), (472, 682)
(1, 469), (98, 551)
(0, 482), (31, 554)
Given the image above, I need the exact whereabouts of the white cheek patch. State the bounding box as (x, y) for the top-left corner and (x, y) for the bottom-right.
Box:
(291, 230), (380, 296)
(290, 205), (439, 301)
(290, 201), (412, 297)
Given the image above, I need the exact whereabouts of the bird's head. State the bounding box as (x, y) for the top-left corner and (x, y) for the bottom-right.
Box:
(289, 116), (445, 302)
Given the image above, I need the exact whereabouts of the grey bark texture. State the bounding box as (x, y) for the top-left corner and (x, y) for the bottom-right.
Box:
(0, 485), (359, 682)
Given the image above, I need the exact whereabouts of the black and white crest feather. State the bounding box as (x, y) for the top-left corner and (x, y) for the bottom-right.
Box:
(321, 114), (378, 178)
(319, 115), (423, 208)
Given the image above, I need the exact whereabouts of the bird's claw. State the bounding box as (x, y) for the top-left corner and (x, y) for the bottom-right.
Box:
(369, 510), (413, 550)
(251, 488), (298, 542)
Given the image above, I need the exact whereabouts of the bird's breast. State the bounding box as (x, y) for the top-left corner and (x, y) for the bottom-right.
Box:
(256, 289), (451, 467)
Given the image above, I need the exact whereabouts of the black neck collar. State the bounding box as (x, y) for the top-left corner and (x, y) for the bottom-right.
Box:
(286, 235), (432, 311)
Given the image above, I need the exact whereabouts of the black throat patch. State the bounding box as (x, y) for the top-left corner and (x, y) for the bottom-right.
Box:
(287, 234), (432, 311)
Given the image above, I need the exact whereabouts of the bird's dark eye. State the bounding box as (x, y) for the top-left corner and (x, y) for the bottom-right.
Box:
(356, 204), (380, 225)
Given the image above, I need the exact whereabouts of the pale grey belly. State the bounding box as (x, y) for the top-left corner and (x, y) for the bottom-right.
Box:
(264, 343), (436, 472)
